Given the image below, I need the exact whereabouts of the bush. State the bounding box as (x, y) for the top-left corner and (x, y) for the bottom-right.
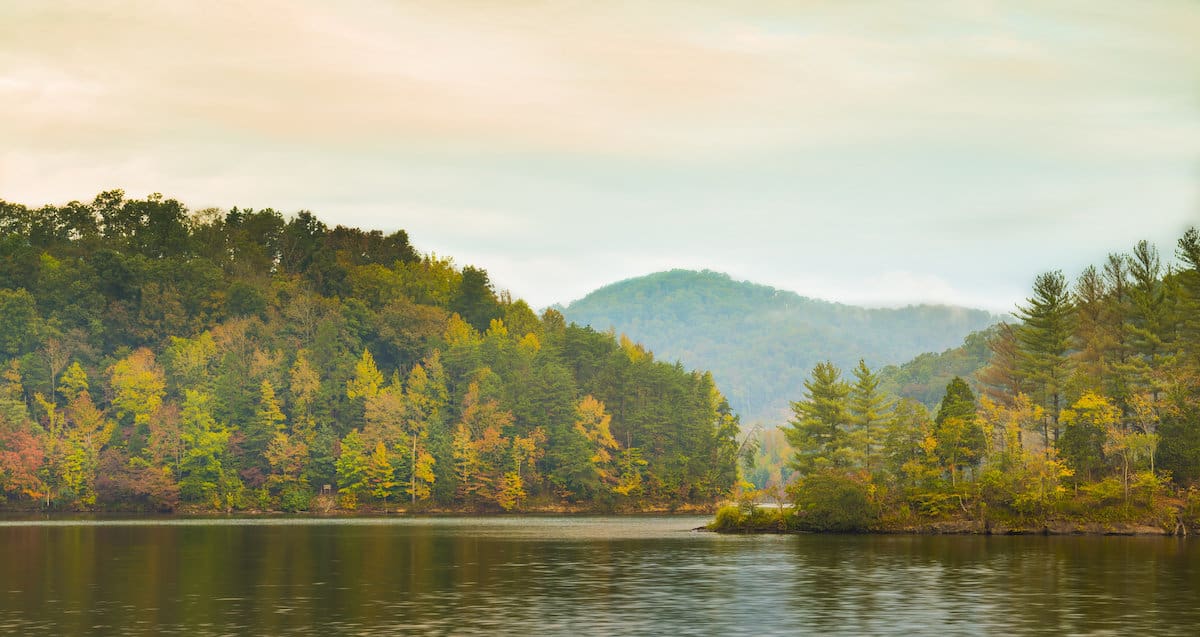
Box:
(1079, 477), (1124, 508)
(709, 505), (746, 531)
(789, 470), (876, 532)
(708, 503), (793, 532)
(280, 486), (312, 512)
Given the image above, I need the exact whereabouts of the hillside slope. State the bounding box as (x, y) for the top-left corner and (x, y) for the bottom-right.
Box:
(558, 270), (1004, 423)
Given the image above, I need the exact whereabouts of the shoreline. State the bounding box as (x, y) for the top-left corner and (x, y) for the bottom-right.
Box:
(705, 521), (1182, 537)
(0, 504), (719, 519)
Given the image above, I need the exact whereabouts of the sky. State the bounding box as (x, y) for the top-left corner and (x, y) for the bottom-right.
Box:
(2, 1), (1198, 312)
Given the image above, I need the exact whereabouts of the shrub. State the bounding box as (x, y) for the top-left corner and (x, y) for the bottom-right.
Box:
(789, 470), (875, 532)
(709, 505), (746, 531)
(280, 486), (312, 512)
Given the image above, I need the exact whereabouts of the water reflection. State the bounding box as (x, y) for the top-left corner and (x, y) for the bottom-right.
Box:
(0, 518), (1196, 635)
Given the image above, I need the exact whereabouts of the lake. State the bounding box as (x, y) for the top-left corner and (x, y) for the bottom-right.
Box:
(0, 516), (1196, 635)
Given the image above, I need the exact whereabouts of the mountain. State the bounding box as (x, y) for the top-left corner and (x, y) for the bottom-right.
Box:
(877, 325), (998, 409)
(556, 269), (1005, 424)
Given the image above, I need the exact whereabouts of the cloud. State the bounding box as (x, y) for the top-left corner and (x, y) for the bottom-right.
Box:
(1, 0), (1196, 311)
(4, 0), (1196, 160)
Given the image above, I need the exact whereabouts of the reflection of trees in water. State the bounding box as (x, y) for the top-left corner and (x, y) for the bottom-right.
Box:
(2, 524), (1199, 634)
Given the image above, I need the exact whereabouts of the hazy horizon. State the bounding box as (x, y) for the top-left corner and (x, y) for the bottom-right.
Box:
(3, 1), (1198, 312)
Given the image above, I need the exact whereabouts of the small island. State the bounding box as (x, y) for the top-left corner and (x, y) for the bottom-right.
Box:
(713, 229), (1200, 537)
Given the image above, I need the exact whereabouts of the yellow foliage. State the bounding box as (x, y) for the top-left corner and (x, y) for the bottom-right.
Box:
(346, 349), (384, 401)
(444, 313), (479, 347)
(486, 318), (509, 339)
(518, 333), (541, 354)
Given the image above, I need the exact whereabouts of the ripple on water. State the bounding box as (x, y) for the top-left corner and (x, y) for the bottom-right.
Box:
(1, 518), (1198, 635)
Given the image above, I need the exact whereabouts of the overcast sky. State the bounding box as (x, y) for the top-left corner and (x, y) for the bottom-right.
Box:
(2, 1), (1198, 312)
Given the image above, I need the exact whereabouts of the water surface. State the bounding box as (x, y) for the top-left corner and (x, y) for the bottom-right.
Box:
(0, 516), (1196, 635)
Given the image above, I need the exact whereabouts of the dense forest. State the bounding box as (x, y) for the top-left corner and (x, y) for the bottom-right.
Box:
(876, 326), (996, 408)
(558, 269), (1002, 424)
(721, 229), (1200, 533)
(0, 191), (740, 513)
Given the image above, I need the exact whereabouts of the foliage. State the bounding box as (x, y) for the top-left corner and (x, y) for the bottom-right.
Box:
(789, 470), (875, 532)
(0, 191), (739, 511)
(785, 361), (853, 472)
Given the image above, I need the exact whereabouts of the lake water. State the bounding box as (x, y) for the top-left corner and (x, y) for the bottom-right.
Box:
(0, 516), (1196, 635)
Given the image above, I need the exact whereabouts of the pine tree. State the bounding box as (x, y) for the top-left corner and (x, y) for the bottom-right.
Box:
(1177, 227), (1200, 370)
(933, 377), (983, 485)
(848, 360), (890, 475)
(977, 323), (1028, 405)
(785, 362), (852, 474)
(1015, 271), (1074, 447)
(1071, 265), (1110, 394)
(1118, 241), (1171, 399)
(1101, 253), (1135, 406)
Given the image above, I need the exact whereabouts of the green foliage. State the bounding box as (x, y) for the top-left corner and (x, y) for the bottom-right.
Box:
(932, 378), (983, 485)
(0, 192), (738, 512)
(279, 484), (312, 512)
(1015, 270), (1074, 440)
(1057, 392), (1118, 483)
(709, 504), (747, 531)
(789, 470), (875, 532)
(785, 361), (853, 473)
(878, 327), (997, 408)
(850, 359), (891, 473)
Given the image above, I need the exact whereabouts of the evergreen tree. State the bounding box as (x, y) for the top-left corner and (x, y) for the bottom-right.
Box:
(1071, 265), (1110, 395)
(1015, 271), (1074, 447)
(848, 360), (890, 474)
(933, 377), (983, 485)
(1176, 227), (1200, 370)
(785, 362), (852, 474)
(977, 323), (1027, 405)
(1118, 241), (1171, 398)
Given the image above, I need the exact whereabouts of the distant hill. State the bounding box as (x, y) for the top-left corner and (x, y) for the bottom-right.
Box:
(877, 326), (999, 409)
(556, 270), (1005, 424)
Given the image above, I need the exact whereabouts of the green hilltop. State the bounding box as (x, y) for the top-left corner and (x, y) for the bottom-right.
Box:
(557, 269), (1004, 424)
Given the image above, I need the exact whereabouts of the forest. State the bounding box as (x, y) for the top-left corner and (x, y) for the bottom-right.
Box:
(0, 191), (740, 513)
(722, 228), (1200, 533)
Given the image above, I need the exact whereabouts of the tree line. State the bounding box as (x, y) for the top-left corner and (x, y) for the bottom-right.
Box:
(731, 228), (1200, 531)
(0, 191), (739, 512)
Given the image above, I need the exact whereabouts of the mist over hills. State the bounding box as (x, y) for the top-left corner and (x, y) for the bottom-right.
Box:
(556, 270), (1005, 424)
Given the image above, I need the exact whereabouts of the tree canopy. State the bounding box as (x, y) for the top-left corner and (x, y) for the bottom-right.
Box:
(0, 191), (738, 512)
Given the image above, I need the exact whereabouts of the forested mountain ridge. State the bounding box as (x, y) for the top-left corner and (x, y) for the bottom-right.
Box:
(0, 191), (739, 512)
(556, 269), (1004, 424)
